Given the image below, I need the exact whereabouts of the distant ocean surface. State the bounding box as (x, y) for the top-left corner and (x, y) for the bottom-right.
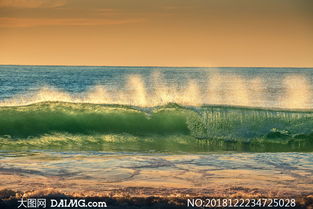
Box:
(0, 65), (313, 108)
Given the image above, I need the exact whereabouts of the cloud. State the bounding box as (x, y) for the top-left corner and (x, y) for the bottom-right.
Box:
(0, 17), (145, 27)
(0, 0), (67, 8)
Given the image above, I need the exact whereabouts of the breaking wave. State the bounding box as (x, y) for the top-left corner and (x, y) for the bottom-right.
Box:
(0, 102), (312, 152)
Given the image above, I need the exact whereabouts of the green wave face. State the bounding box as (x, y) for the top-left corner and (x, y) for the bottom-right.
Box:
(0, 103), (190, 138)
(0, 102), (313, 152)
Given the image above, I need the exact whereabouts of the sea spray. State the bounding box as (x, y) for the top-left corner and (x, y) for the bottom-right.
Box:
(0, 73), (312, 109)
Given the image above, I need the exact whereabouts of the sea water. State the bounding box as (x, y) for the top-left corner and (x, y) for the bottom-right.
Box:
(0, 65), (312, 198)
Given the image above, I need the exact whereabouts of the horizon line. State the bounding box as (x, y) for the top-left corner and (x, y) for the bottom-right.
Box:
(0, 64), (313, 69)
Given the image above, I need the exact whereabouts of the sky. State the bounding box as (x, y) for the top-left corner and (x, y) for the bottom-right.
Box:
(0, 0), (312, 67)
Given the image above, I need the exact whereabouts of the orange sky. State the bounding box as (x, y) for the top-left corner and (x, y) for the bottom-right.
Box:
(0, 0), (313, 67)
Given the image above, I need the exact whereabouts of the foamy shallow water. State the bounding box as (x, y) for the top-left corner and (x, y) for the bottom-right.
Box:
(1, 151), (312, 196)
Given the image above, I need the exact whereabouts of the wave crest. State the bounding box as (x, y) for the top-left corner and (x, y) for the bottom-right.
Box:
(0, 73), (312, 109)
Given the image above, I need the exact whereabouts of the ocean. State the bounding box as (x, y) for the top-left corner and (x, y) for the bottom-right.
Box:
(0, 65), (313, 207)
